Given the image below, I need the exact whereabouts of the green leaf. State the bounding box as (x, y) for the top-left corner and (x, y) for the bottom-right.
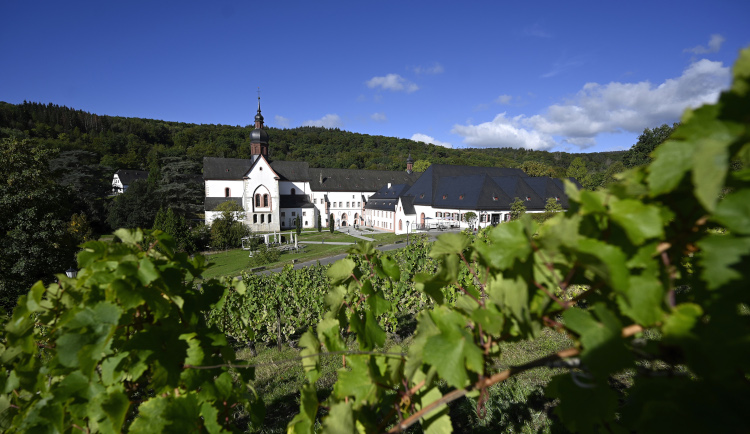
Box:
(617, 274), (665, 327)
(608, 199), (665, 245)
(713, 189), (750, 234)
(138, 257), (161, 285)
(287, 384), (318, 434)
(563, 303), (632, 377)
(334, 356), (377, 404)
(380, 255), (401, 281)
(484, 221), (532, 269)
(418, 384), (453, 434)
(430, 233), (470, 257)
(575, 238), (630, 293)
(422, 308), (483, 389)
(114, 228), (143, 245)
(662, 303), (703, 339)
(648, 140), (694, 196)
(697, 234), (750, 289)
(299, 329), (321, 383)
(327, 258), (355, 285)
(322, 402), (355, 434)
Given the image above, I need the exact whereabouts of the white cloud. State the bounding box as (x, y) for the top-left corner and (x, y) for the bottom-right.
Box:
(302, 114), (343, 128)
(366, 74), (419, 93)
(495, 94), (512, 104)
(274, 115), (291, 128)
(412, 62), (444, 75)
(453, 59), (731, 150)
(371, 112), (387, 122)
(410, 133), (452, 148)
(452, 113), (556, 150)
(685, 34), (725, 54)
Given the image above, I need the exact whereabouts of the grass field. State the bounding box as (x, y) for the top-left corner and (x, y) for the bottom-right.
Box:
(199, 230), (408, 280)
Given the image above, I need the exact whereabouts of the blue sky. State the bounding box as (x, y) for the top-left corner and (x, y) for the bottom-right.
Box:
(2, 0), (748, 153)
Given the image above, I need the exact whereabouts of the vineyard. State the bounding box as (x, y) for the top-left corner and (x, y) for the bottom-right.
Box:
(1, 48), (749, 433)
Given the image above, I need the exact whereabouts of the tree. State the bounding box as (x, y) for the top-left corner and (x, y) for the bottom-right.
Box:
(210, 201), (248, 250)
(412, 160), (431, 172)
(317, 214), (322, 232)
(106, 179), (158, 230)
(296, 216), (302, 236)
(622, 123), (677, 168)
(566, 156), (588, 182)
(329, 213), (335, 233)
(509, 197), (526, 220)
(520, 160), (556, 177)
(0, 138), (79, 310)
(464, 212), (477, 228)
(153, 207), (192, 252)
(544, 197), (563, 214)
(49, 150), (112, 234)
(155, 156), (203, 218)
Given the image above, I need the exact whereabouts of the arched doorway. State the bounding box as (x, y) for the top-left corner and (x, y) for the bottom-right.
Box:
(354, 213), (359, 227)
(420, 212), (425, 229)
(341, 213), (348, 227)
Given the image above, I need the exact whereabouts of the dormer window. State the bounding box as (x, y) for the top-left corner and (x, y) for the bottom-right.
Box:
(442, 194), (447, 200)
(526, 196), (531, 201)
(459, 195), (464, 200)
(492, 196), (498, 201)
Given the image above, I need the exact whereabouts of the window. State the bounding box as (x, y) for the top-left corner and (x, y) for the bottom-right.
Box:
(268, 214), (272, 223)
(436, 212), (442, 218)
(282, 221), (285, 227)
(281, 212), (286, 217)
(263, 194), (268, 207)
(305, 221), (308, 226)
(291, 188), (296, 195)
(346, 202), (350, 207)
(292, 212), (296, 216)
(255, 194), (260, 207)
(352, 195), (355, 199)
(358, 202), (360, 207)
(339, 202), (342, 208)
(253, 214), (257, 223)
(314, 198), (317, 204)
(261, 214), (265, 223)
(225, 188), (230, 197)
(303, 212), (307, 216)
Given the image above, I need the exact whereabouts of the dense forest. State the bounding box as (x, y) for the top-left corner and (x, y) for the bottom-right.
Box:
(0, 101), (625, 174)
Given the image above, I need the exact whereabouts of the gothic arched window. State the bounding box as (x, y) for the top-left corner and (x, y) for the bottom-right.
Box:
(263, 194), (268, 207)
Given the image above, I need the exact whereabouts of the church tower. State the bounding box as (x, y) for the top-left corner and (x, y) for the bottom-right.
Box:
(250, 94), (269, 160)
(406, 153), (414, 174)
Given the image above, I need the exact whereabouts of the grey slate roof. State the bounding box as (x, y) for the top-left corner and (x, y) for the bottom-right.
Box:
(309, 168), (419, 192)
(407, 164), (527, 206)
(525, 177), (569, 208)
(364, 184), (411, 212)
(205, 197), (243, 211)
(203, 157), (254, 180)
(279, 194), (315, 209)
(271, 161), (310, 181)
(115, 169), (148, 185)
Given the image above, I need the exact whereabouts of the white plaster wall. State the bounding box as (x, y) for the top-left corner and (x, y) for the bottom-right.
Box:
(279, 181), (309, 195)
(205, 180), (245, 199)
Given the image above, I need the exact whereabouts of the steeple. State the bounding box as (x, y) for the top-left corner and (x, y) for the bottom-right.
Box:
(406, 152), (414, 174)
(250, 89), (269, 159)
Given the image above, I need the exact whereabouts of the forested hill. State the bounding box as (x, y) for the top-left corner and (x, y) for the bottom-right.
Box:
(0, 101), (624, 174)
